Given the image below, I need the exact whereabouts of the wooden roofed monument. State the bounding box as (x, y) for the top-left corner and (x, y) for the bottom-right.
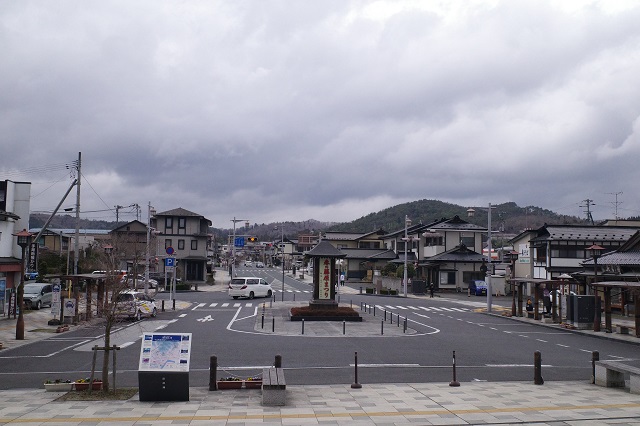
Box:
(307, 240), (346, 310)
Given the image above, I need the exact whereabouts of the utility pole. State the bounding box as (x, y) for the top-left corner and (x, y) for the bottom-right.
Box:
(74, 152), (81, 275)
(115, 205), (123, 226)
(607, 192), (623, 221)
(580, 199), (595, 225)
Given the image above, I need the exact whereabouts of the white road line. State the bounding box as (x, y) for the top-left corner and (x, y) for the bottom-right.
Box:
(489, 327), (497, 330)
(450, 308), (468, 312)
(233, 303), (241, 307)
(221, 303), (229, 307)
(439, 307), (454, 312)
(407, 306), (419, 310)
(396, 306), (408, 310)
(386, 306), (398, 309)
(536, 339), (548, 343)
(579, 349), (592, 353)
(429, 307), (442, 311)
(557, 344), (570, 348)
(419, 307), (432, 311)
(209, 303), (218, 307)
(179, 314), (187, 318)
(192, 303), (205, 310)
(246, 303), (253, 307)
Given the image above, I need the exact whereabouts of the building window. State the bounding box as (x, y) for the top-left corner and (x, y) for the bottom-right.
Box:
(165, 217), (173, 232)
(191, 240), (198, 250)
(460, 236), (474, 248)
(178, 239), (185, 250)
(165, 239), (172, 249)
(441, 271), (456, 284)
(178, 217), (186, 235)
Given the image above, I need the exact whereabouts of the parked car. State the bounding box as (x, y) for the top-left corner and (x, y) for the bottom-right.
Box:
(255, 262), (265, 268)
(123, 274), (159, 289)
(23, 283), (53, 310)
(244, 260), (253, 266)
(115, 290), (157, 320)
(228, 277), (273, 299)
(24, 271), (39, 281)
(468, 280), (488, 296)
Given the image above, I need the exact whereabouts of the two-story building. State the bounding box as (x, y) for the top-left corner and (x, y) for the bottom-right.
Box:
(152, 207), (212, 283)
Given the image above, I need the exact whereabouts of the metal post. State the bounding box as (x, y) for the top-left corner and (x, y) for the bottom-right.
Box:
(384, 310), (387, 321)
(272, 317), (275, 332)
(302, 318), (305, 335)
(534, 351), (544, 385)
(261, 314), (264, 329)
(275, 354), (282, 368)
(172, 299), (175, 311)
(403, 317), (407, 333)
(161, 299), (165, 312)
(486, 203), (493, 313)
(343, 320), (346, 335)
(381, 319), (384, 335)
(449, 350), (460, 387)
(592, 351), (599, 384)
(209, 355), (218, 391)
(351, 351), (362, 389)
(293, 293), (295, 302)
(373, 305), (376, 316)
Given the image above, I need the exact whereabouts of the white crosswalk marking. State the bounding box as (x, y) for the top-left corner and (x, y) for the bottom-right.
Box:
(233, 303), (241, 307)
(396, 306), (408, 310)
(407, 306), (419, 310)
(386, 306), (398, 310)
(419, 307), (432, 311)
(429, 307), (442, 311)
(450, 308), (467, 312)
(192, 303), (205, 310)
(439, 307), (454, 311)
(209, 303), (218, 307)
(246, 303), (253, 307)
(221, 303), (229, 307)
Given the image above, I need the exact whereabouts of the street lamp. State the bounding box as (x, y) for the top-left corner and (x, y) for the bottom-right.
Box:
(587, 244), (604, 332)
(144, 202), (155, 295)
(275, 225), (285, 301)
(230, 217), (249, 278)
(467, 203), (495, 313)
(509, 250), (519, 317)
(13, 229), (32, 340)
(402, 215), (412, 298)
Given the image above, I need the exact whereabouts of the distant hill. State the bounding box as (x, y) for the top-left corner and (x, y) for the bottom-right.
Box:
(30, 200), (589, 240)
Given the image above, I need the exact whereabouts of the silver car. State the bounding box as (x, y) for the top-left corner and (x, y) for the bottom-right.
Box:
(23, 283), (53, 310)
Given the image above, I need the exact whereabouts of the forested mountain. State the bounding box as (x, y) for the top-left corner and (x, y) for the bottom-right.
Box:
(31, 200), (589, 240)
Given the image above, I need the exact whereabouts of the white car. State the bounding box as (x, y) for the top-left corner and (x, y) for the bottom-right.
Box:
(115, 290), (157, 320)
(255, 262), (265, 268)
(228, 277), (273, 299)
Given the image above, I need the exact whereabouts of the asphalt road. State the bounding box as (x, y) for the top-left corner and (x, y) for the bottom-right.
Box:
(0, 267), (638, 389)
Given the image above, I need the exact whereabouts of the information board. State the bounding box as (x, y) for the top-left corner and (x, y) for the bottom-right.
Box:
(138, 333), (192, 372)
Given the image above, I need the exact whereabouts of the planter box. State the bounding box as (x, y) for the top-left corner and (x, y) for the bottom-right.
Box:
(74, 381), (102, 391)
(44, 383), (73, 392)
(244, 380), (262, 389)
(216, 380), (242, 389)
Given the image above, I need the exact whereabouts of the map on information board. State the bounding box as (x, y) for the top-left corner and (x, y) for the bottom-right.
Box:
(138, 333), (192, 372)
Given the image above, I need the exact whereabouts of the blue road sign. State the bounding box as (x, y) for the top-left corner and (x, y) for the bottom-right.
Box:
(165, 257), (175, 267)
(234, 237), (245, 248)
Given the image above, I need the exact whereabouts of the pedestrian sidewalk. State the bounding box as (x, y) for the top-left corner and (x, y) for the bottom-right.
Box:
(0, 380), (639, 425)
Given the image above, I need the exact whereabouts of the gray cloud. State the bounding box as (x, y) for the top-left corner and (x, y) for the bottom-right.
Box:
(2, 0), (640, 227)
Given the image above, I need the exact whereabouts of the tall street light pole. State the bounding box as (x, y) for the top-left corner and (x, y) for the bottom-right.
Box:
(588, 244), (604, 332)
(468, 203), (495, 313)
(230, 217), (248, 278)
(403, 215), (411, 298)
(276, 225), (285, 301)
(14, 229), (32, 340)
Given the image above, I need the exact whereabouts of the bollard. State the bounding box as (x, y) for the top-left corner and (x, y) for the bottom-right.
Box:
(384, 310), (387, 321)
(172, 299), (176, 311)
(449, 351), (460, 387)
(350, 299), (352, 308)
(293, 293), (296, 301)
(381, 319), (384, 335)
(302, 318), (305, 335)
(368, 304), (371, 314)
(397, 313), (400, 327)
(275, 354), (282, 368)
(263, 303), (265, 313)
(209, 355), (218, 391)
(534, 351), (544, 385)
(373, 305), (376, 316)
(360, 286), (363, 294)
(161, 299), (165, 312)
(261, 314), (264, 329)
(403, 317), (407, 333)
(360, 301), (363, 311)
(592, 351), (599, 384)
(343, 320), (346, 335)
(272, 317), (275, 333)
(351, 351), (362, 389)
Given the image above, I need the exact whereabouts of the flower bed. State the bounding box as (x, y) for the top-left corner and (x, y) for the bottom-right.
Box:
(44, 381), (73, 392)
(73, 379), (102, 391)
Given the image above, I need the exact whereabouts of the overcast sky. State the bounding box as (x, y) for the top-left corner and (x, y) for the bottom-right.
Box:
(2, 0), (640, 229)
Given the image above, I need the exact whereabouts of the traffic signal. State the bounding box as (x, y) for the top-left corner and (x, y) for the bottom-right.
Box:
(248, 237), (258, 243)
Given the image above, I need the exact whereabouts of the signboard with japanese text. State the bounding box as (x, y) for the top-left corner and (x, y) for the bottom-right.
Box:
(51, 284), (61, 315)
(319, 257), (331, 299)
(518, 243), (531, 263)
(138, 333), (192, 372)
